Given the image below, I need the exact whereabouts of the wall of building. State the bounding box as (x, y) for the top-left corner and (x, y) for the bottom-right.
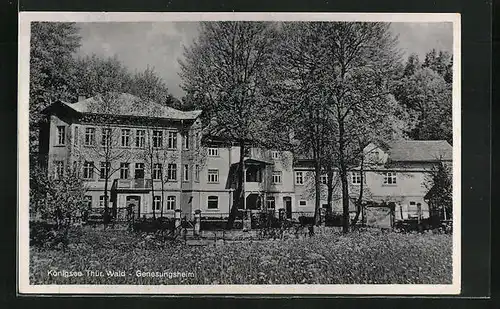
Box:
(44, 109), (436, 222)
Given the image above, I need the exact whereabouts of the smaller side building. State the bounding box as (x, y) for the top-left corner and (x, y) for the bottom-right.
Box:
(291, 140), (452, 222)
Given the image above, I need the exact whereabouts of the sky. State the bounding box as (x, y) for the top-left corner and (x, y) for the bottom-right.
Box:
(77, 22), (453, 100)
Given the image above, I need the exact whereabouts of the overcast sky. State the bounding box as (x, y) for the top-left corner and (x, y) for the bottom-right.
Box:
(77, 22), (453, 99)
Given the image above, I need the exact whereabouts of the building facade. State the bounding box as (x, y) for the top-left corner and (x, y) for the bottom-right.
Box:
(40, 93), (452, 222)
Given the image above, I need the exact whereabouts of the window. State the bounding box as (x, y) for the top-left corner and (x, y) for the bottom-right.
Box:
(56, 126), (66, 145)
(54, 161), (64, 179)
(266, 196), (276, 210)
(153, 130), (163, 148)
(99, 162), (110, 179)
(195, 132), (200, 149)
(167, 131), (177, 149)
(295, 171), (304, 185)
(120, 163), (129, 179)
(135, 163), (144, 179)
(167, 164), (177, 181)
(153, 196), (161, 211)
(73, 126), (79, 146)
(272, 171), (282, 184)
(101, 128), (111, 146)
(183, 133), (190, 149)
(121, 129), (130, 147)
(84, 195), (92, 209)
(208, 147), (219, 156)
(352, 172), (366, 185)
(135, 130), (145, 148)
(207, 196), (218, 209)
(183, 164), (189, 181)
(208, 169), (219, 183)
(408, 201), (417, 212)
(299, 200), (307, 207)
(367, 152), (378, 164)
(99, 195), (108, 207)
(246, 166), (262, 182)
(153, 163), (162, 180)
(85, 127), (96, 146)
(320, 174), (328, 185)
(271, 151), (280, 159)
(83, 161), (94, 179)
(194, 164), (200, 182)
(166, 196), (176, 210)
(383, 172), (397, 185)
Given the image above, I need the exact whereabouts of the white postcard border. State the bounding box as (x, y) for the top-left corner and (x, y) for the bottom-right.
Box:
(18, 11), (461, 295)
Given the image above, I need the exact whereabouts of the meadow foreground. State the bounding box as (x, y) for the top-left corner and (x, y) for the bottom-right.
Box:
(30, 227), (452, 285)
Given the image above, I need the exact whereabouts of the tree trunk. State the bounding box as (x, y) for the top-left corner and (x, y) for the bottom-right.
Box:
(313, 158), (322, 226)
(339, 120), (350, 233)
(160, 179), (165, 218)
(326, 167), (334, 215)
(103, 168), (110, 227)
(351, 154), (364, 227)
(150, 156), (156, 220)
(227, 139), (245, 229)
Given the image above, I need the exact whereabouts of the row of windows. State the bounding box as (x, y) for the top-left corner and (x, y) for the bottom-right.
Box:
(206, 148), (283, 159)
(63, 161), (202, 182)
(60, 126), (288, 160)
(56, 160), (398, 186)
(84, 195), (312, 211)
(84, 195), (177, 211)
(57, 126), (192, 150)
(293, 171), (397, 185)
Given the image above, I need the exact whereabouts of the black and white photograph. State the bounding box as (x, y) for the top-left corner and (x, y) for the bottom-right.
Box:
(18, 12), (460, 294)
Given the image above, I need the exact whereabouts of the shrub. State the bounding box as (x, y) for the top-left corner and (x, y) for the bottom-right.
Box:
(298, 216), (314, 226)
(30, 221), (69, 249)
(132, 217), (174, 233)
(253, 212), (280, 229)
(325, 213), (343, 226)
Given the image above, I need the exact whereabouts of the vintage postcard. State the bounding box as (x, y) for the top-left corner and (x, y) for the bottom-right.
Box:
(18, 12), (461, 295)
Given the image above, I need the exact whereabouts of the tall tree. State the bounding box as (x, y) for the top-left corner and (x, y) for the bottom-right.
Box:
(320, 22), (401, 233)
(393, 67), (452, 144)
(423, 49), (453, 83)
(272, 22), (336, 225)
(29, 22), (81, 154)
(72, 55), (133, 98)
(129, 66), (176, 107)
(179, 21), (279, 228)
(75, 92), (133, 224)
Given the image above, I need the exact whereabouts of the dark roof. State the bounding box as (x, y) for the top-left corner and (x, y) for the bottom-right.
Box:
(244, 158), (273, 165)
(50, 93), (202, 121)
(387, 140), (452, 162)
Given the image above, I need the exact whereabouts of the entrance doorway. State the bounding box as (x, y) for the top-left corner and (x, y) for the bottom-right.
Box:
(126, 196), (141, 219)
(284, 196), (292, 219)
(246, 193), (261, 210)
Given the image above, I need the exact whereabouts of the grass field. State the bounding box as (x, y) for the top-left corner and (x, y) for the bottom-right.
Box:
(30, 227), (452, 285)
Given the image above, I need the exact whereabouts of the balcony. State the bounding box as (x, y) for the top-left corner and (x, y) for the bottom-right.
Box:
(112, 178), (152, 191)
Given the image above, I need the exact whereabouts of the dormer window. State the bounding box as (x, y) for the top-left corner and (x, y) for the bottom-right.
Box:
(56, 126), (66, 145)
(271, 151), (280, 159)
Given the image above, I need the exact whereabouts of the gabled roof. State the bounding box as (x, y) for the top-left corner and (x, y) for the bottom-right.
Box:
(387, 140), (452, 162)
(48, 93), (202, 121)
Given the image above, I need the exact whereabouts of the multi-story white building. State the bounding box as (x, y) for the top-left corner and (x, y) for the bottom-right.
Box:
(39, 93), (452, 222)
